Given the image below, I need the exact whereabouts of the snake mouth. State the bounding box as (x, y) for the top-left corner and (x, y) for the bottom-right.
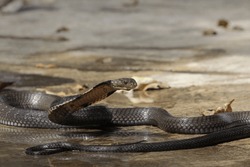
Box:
(111, 78), (137, 91)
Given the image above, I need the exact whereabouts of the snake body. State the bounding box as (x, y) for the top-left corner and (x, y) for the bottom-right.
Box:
(0, 78), (250, 155)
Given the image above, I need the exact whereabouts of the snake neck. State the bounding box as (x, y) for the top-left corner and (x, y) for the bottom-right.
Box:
(48, 85), (116, 124)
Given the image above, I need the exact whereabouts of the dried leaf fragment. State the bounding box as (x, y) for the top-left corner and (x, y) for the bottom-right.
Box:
(202, 99), (235, 116)
(121, 90), (155, 104)
(35, 63), (57, 69)
(232, 25), (244, 31)
(132, 76), (170, 91)
(217, 19), (229, 28)
(56, 26), (69, 33)
(36, 84), (88, 96)
(117, 76), (170, 104)
(123, 0), (139, 7)
(203, 29), (217, 36)
(222, 99), (234, 113)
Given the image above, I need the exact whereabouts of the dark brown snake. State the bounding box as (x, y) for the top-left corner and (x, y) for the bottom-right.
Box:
(0, 78), (250, 155)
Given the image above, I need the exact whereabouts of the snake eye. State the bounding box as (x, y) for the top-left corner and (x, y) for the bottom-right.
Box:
(122, 78), (137, 89)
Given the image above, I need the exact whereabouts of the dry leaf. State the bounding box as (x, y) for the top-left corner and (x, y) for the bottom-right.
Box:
(202, 99), (235, 116)
(122, 90), (154, 104)
(132, 76), (170, 91)
(232, 25), (244, 31)
(35, 63), (57, 69)
(203, 29), (217, 36)
(56, 26), (69, 33)
(202, 109), (215, 116)
(36, 84), (87, 96)
(116, 76), (170, 104)
(123, 0), (139, 7)
(222, 99), (234, 113)
(217, 19), (229, 28)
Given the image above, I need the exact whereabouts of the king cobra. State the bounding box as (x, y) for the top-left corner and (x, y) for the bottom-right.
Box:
(0, 78), (250, 155)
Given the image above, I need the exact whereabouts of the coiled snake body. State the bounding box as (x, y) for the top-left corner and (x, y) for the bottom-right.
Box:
(0, 78), (250, 155)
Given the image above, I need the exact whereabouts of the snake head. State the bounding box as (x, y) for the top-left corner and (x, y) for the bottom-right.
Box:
(111, 78), (137, 91)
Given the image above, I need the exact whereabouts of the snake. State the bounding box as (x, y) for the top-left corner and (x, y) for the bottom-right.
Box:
(0, 78), (250, 155)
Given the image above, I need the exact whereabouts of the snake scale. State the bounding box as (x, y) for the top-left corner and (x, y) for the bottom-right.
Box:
(0, 78), (250, 155)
